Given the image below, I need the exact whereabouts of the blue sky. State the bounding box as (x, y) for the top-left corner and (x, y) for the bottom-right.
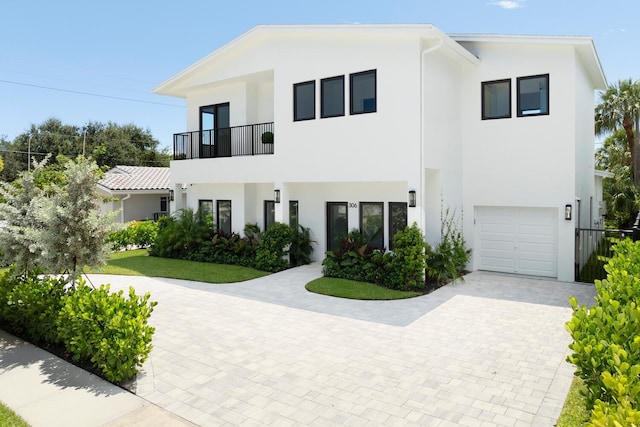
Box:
(1, 0), (638, 151)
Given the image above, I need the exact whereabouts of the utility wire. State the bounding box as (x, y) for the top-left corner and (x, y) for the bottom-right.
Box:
(0, 79), (184, 108)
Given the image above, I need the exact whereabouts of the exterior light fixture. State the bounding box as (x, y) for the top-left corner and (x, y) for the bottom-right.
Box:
(408, 190), (416, 208)
(169, 189), (174, 201)
(274, 189), (281, 203)
(565, 204), (572, 221)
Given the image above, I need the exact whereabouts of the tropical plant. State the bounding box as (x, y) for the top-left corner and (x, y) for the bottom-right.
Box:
(149, 208), (211, 258)
(289, 224), (316, 266)
(595, 79), (640, 186)
(426, 208), (471, 286)
(386, 223), (427, 291)
(596, 129), (640, 227)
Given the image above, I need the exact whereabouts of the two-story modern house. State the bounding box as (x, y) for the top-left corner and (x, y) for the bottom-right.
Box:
(153, 24), (607, 282)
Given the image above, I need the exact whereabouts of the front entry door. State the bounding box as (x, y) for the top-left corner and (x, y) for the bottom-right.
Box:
(327, 202), (348, 252)
(200, 103), (230, 158)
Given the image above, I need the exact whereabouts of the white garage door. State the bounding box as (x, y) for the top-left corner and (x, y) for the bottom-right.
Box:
(476, 207), (558, 277)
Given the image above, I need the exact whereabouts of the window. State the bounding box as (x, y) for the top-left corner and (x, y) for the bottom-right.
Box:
(482, 79), (511, 120)
(517, 74), (549, 117)
(321, 76), (344, 118)
(160, 196), (168, 213)
(264, 200), (275, 230)
(216, 200), (231, 234)
(360, 202), (384, 249)
(293, 81), (315, 121)
(327, 202), (348, 252)
(289, 200), (299, 229)
(388, 202), (407, 251)
(350, 70), (376, 114)
(199, 199), (213, 229)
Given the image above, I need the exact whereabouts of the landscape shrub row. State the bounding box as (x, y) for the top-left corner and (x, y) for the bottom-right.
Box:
(0, 269), (157, 383)
(566, 239), (640, 425)
(108, 220), (159, 251)
(323, 222), (470, 292)
(149, 209), (315, 273)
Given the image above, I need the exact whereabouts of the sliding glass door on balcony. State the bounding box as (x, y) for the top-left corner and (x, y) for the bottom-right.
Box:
(200, 103), (230, 158)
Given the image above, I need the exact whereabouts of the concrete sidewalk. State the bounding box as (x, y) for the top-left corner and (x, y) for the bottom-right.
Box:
(0, 329), (195, 427)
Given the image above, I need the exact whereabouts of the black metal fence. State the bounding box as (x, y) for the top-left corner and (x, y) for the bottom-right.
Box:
(173, 122), (274, 160)
(575, 227), (633, 283)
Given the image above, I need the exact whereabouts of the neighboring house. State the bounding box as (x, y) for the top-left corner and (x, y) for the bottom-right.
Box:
(153, 24), (607, 282)
(97, 166), (170, 223)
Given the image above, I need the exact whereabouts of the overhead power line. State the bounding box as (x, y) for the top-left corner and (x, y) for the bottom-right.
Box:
(0, 79), (184, 108)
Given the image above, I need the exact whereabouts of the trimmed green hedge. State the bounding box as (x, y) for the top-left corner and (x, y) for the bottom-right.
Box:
(566, 239), (640, 425)
(0, 271), (157, 384)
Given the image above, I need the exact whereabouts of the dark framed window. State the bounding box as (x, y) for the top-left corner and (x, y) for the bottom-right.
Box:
(360, 202), (384, 249)
(327, 202), (348, 252)
(321, 75), (345, 118)
(289, 200), (299, 229)
(482, 79), (511, 120)
(264, 200), (275, 230)
(517, 74), (549, 117)
(389, 202), (407, 251)
(350, 70), (376, 114)
(216, 200), (231, 234)
(293, 81), (315, 121)
(199, 199), (214, 230)
(160, 196), (168, 213)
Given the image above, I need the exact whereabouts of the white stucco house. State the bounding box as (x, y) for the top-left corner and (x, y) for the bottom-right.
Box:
(153, 24), (607, 282)
(97, 166), (171, 223)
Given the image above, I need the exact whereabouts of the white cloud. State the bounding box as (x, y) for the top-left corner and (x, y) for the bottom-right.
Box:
(490, 0), (525, 9)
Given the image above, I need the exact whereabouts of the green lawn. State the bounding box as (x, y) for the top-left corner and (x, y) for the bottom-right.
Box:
(556, 377), (589, 426)
(85, 249), (269, 283)
(0, 401), (29, 427)
(305, 277), (422, 300)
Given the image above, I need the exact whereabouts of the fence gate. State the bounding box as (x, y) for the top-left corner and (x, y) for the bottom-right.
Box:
(575, 227), (633, 282)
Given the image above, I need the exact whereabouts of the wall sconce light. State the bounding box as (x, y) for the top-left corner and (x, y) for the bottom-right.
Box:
(274, 189), (281, 204)
(408, 190), (416, 208)
(169, 189), (174, 201)
(565, 204), (572, 221)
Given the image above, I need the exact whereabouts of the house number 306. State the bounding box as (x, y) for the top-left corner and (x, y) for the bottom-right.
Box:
(348, 202), (358, 208)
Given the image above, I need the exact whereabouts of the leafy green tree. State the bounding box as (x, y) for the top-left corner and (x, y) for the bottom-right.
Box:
(0, 118), (169, 182)
(596, 130), (640, 227)
(595, 79), (640, 186)
(0, 154), (4, 173)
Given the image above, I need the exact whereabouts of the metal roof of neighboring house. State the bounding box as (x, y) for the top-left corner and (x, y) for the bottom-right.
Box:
(98, 166), (170, 191)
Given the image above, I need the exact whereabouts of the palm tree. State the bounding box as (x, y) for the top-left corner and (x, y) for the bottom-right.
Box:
(595, 79), (640, 186)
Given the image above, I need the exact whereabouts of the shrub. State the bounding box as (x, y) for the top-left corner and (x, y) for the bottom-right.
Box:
(255, 222), (292, 272)
(385, 223), (427, 291)
(57, 281), (157, 383)
(566, 239), (640, 422)
(129, 220), (158, 248)
(426, 208), (470, 286)
(322, 230), (383, 283)
(150, 209), (211, 258)
(0, 269), (69, 344)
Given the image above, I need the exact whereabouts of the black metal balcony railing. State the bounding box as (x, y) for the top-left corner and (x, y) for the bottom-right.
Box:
(173, 122), (274, 160)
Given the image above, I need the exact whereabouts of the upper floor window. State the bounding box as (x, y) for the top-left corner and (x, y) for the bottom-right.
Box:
(293, 81), (315, 121)
(321, 75), (345, 118)
(517, 74), (549, 117)
(482, 79), (511, 120)
(350, 70), (376, 114)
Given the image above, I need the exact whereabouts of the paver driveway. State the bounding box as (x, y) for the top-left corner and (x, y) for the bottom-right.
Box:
(91, 267), (596, 427)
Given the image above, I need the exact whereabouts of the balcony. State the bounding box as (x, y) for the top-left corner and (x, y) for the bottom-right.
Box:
(173, 122), (274, 160)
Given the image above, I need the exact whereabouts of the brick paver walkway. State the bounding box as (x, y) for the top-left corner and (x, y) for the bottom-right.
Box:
(92, 268), (596, 427)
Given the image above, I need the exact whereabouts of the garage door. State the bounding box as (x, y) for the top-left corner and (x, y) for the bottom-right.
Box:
(476, 207), (558, 277)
